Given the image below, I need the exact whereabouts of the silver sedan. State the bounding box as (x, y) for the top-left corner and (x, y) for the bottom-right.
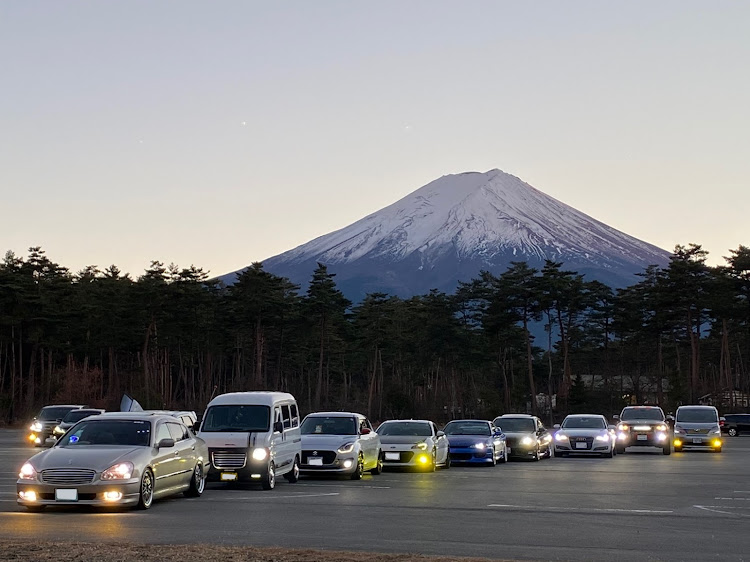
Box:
(17, 412), (209, 511)
(378, 420), (450, 470)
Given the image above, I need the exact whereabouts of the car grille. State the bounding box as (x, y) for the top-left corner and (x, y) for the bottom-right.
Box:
(41, 468), (96, 485)
(570, 437), (594, 450)
(302, 450), (338, 464)
(688, 428), (709, 434)
(211, 451), (247, 470)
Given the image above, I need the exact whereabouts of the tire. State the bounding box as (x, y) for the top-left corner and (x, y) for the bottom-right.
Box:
(351, 455), (364, 480)
(371, 452), (383, 475)
(25, 505), (47, 512)
(499, 445), (508, 463)
(662, 444), (671, 456)
(604, 449), (614, 458)
(137, 468), (155, 510)
(284, 456), (300, 483)
(615, 444), (625, 454)
(184, 463), (205, 497)
(532, 447), (540, 461)
(442, 452), (451, 469)
(728, 428), (738, 437)
(429, 450), (437, 472)
(489, 448), (497, 467)
(261, 461), (276, 490)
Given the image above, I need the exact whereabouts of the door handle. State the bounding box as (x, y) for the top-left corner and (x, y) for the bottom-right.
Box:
(174, 451), (179, 457)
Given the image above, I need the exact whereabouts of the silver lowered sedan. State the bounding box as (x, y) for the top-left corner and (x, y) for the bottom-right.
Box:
(17, 412), (208, 511)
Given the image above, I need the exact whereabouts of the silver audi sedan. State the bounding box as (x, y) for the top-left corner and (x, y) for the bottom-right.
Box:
(378, 419), (450, 470)
(17, 412), (209, 511)
(553, 414), (616, 457)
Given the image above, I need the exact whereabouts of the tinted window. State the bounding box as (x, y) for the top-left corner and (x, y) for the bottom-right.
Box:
(167, 422), (188, 442)
(443, 421), (491, 436)
(62, 410), (101, 423)
(59, 420), (151, 447)
(377, 422), (432, 436)
(201, 405), (270, 432)
(562, 417), (606, 429)
(493, 418), (535, 433)
(282, 405), (292, 429)
(676, 408), (718, 423)
(38, 407), (79, 421)
(620, 408), (665, 421)
(290, 404), (300, 428)
(301, 416), (357, 435)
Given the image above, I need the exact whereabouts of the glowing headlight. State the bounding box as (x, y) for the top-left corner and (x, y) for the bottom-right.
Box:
(54, 426), (64, 434)
(655, 424), (667, 431)
(19, 463), (37, 480)
(337, 442), (355, 454)
(595, 434), (610, 442)
(412, 442), (428, 450)
(521, 436), (535, 446)
(30, 422), (43, 432)
(252, 448), (268, 461)
(618, 424), (629, 431)
(102, 462), (134, 480)
(555, 433), (569, 441)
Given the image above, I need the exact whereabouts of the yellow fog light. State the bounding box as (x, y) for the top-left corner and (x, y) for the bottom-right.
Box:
(28, 434), (37, 442)
(418, 455), (429, 464)
(103, 491), (122, 502)
(713, 439), (722, 448)
(674, 439), (682, 447)
(19, 491), (37, 502)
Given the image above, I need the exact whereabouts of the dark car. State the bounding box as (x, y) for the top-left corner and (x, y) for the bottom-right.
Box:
(492, 414), (552, 461)
(722, 414), (750, 437)
(28, 405), (86, 446)
(49, 408), (105, 444)
(614, 406), (671, 455)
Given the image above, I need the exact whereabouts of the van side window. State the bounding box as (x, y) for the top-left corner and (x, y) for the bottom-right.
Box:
(281, 405), (292, 429)
(290, 404), (299, 428)
(274, 407), (282, 432)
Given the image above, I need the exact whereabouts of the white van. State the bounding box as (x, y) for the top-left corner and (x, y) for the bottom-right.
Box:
(198, 392), (301, 489)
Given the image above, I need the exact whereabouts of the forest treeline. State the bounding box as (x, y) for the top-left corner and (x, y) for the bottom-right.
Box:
(1, 243), (749, 425)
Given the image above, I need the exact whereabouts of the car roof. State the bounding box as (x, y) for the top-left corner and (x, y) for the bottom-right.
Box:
(445, 419), (492, 424)
(676, 405), (716, 409)
(496, 414), (534, 418)
(304, 412), (363, 418)
(207, 391), (296, 407)
(42, 404), (86, 409)
(380, 419), (433, 424)
(96, 412), (187, 423)
(565, 413), (605, 418)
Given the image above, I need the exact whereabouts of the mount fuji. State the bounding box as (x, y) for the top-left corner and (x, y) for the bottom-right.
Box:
(222, 169), (670, 299)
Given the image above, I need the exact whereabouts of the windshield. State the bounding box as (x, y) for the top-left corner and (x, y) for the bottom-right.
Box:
(59, 420), (151, 447)
(201, 405), (270, 432)
(493, 418), (535, 433)
(620, 408), (665, 421)
(443, 421), (491, 436)
(63, 410), (100, 423)
(676, 408), (718, 423)
(378, 422), (432, 437)
(562, 417), (606, 429)
(38, 407), (79, 421)
(301, 416), (357, 435)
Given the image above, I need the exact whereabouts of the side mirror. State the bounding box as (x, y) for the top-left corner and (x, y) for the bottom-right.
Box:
(436, 431), (445, 438)
(493, 427), (503, 435)
(360, 427), (371, 435)
(157, 438), (175, 449)
(274, 421), (284, 433)
(553, 424), (561, 429)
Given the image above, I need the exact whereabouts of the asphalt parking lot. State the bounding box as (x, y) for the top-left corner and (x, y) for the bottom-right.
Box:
(1, 429), (749, 561)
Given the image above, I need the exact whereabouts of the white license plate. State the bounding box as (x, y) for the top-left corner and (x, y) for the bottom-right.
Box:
(637, 434), (648, 441)
(308, 457), (323, 466)
(692, 438), (702, 444)
(55, 488), (78, 502)
(575, 442), (588, 449)
(220, 472), (238, 481)
(385, 452), (400, 461)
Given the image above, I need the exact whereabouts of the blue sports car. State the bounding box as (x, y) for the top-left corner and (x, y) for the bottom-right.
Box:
(443, 420), (507, 466)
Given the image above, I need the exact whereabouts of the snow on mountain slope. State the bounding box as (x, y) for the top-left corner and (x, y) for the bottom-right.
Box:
(222, 169), (670, 298)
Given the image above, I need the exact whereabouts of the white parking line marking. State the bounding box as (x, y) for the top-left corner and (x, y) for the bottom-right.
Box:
(694, 505), (750, 517)
(714, 497), (750, 501)
(487, 504), (673, 514)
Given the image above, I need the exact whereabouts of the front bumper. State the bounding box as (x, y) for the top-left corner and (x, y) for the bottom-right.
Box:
(555, 440), (612, 455)
(449, 446), (497, 464)
(617, 431), (670, 447)
(16, 479), (141, 507)
(381, 448), (433, 469)
(673, 435), (722, 449)
(299, 449), (358, 474)
(506, 442), (539, 458)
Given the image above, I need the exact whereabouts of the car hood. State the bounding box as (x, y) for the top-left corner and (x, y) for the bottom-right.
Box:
(301, 434), (357, 449)
(502, 431), (535, 438)
(198, 432), (251, 449)
(30, 445), (143, 471)
(379, 435), (431, 445)
(446, 435), (492, 447)
(620, 419), (664, 426)
(675, 422), (719, 430)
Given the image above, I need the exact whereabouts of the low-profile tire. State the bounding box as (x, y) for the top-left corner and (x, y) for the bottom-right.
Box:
(531, 447), (540, 461)
(371, 452), (383, 475)
(137, 468), (155, 510)
(261, 461), (276, 490)
(184, 463), (205, 497)
(662, 444), (671, 456)
(25, 505), (47, 512)
(604, 449), (614, 458)
(443, 453), (451, 469)
(351, 455), (364, 480)
(284, 456), (300, 483)
(728, 428), (738, 437)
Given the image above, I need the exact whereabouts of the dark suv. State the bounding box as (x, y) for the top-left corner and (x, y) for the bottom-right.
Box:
(614, 406), (671, 455)
(722, 414), (750, 437)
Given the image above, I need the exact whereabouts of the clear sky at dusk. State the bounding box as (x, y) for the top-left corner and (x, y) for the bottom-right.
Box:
(1, 1), (748, 277)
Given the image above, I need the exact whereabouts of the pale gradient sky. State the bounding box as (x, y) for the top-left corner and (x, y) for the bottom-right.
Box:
(1, 1), (748, 278)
